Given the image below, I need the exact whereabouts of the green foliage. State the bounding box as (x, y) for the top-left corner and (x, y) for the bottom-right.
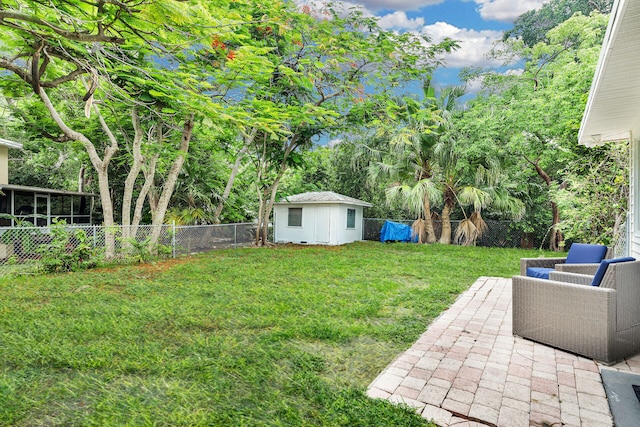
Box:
(504, 0), (613, 47)
(122, 236), (172, 263)
(325, 142), (411, 220)
(555, 142), (629, 245)
(454, 12), (613, 248)
(0, 243), (542, 425)
(38, 220), (99, 273)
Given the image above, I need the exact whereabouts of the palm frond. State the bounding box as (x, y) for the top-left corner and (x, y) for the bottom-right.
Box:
(491, 189), (526, 220)
(470, 211), (488, 237)
(413, 178), (443, 206)
(454, 218), (478, 246)
(411, 218), (426, 244)
(457, 186), (492, 212)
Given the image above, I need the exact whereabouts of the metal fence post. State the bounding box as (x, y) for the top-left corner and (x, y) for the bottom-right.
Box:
(93, 225), (97, 248)
(172, 221), (176, 258)
(234, 223), (237, 249)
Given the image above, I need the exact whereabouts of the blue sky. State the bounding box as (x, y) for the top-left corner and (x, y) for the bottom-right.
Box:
(297, 0), (547, 90)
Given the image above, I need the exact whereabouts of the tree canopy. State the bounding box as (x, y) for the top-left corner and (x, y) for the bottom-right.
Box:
(0, 0), (628, 252)
(504, 0), (613, 47)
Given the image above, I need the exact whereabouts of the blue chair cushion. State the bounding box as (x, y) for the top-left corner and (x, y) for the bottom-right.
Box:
(565, 243), (608, 264)
(590, 257), (636, 287)
(526, 267), (554, 279)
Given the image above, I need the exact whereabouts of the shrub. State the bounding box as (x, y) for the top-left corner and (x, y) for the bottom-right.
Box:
(38, 219), (100, 273)
(122, 236), (172, 263)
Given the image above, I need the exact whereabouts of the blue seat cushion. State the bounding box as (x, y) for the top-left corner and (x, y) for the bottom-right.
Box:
(526, 267), (554, 279)
(590, 257), (636, 286)
(565, 243), (608, 264)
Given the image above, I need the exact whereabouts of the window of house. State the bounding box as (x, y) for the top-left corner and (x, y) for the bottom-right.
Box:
(50, 195), (64, 216)
(346, 208), (356, 229)
(288, 207), (302, 227)
(14, 192), (34, 224)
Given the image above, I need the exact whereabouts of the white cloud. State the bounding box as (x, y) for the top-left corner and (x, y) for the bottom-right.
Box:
(378, 11), (425, 30)
(422, 22), (503, 68)
(328, 138), (343, 148)
(295, 0), (378, 21)
(505, 68), (524, 76)
(473, 0), (545, 22)
(465, 76), (485, 94)
(295, 0), (443, 14)
(349, 0), (444, 11)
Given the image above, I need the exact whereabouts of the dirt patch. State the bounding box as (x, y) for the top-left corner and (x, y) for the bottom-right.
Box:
(91, 256), (193, 277)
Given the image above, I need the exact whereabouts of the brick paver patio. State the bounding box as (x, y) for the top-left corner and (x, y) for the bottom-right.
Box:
(367, 277), (640, 427)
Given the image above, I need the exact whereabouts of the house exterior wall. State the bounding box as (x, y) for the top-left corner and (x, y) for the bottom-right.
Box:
(273, 203), (365, 245)
(631, 131), (640, 259)
(0, 146), (8, 185)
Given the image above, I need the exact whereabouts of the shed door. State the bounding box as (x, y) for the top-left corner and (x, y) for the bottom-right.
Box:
(314, 207), (330, 243)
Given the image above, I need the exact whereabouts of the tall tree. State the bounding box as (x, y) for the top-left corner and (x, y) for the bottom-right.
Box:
(456, 12), (611, 250)
(0, 0), (282, 254)
(234, 2), (458, 245)
(504, 0), (613, 47)
(367, 81), (462, 243)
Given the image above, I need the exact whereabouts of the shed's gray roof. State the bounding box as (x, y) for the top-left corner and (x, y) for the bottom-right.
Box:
(276, 191), (372, 207)
(0, 138), (23, 149)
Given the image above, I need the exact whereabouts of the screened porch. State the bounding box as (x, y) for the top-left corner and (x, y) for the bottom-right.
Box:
(0, 184), (95, 227)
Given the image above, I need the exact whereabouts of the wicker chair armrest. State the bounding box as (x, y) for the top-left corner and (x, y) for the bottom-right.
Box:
(555, 263), (600, 275)
(608, 261), (640, 331)
(548, 271), (593, 285)
(520, 257), (566, 276)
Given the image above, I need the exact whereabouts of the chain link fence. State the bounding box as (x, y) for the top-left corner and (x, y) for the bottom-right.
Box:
(364, 218), (524, 248)
(0, 223), (259, 277)
(0, 219), (628, 277)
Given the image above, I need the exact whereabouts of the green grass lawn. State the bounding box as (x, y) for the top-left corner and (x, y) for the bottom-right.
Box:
(0, 242), (545, 426)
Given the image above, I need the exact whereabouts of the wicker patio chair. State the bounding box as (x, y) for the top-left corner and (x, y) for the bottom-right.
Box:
(512, 260), (640, 364)
(519, 243), (610, 277)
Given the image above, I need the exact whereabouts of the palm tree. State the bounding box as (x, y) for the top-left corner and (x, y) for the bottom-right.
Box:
(367, 80), (464, 243)
(454, 165), (526, 246)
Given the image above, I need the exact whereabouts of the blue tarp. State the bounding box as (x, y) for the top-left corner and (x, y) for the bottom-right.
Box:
(380, 220), (416, 243)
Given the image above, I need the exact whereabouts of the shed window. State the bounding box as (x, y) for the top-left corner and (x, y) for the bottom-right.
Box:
(288, 207), (302, 227)
(346, 208), (356, 229)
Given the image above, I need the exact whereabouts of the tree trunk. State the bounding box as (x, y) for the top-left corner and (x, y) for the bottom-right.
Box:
(78, 165), (86, 193)
(261, 173), (284, 245)
(423, 195), (437, 243)
(524, 155), (563, 251)
(121, 108), (145, 240)
(549, 201), (563, 252)
(254, 134), (298, 246)
(150, 114), (194, 246)
(213, 127), (256, 223)
(131, 125), (161, 238)
(255, 137), (269, 246)
(38, 88), (117, 258)
(439, 204), (452, 244)
(132, 153), (159, 231)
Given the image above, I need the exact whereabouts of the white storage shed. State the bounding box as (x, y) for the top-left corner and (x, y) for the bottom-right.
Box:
(273, 191), (372, 245)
